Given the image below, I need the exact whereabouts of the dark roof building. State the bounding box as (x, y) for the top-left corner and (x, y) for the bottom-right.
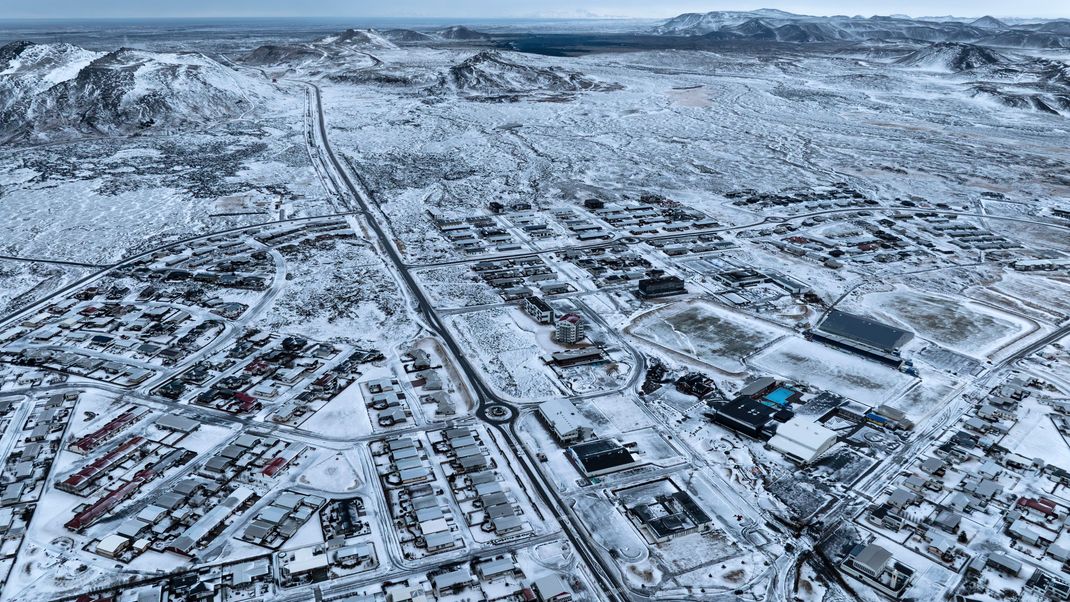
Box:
(629, 490), (712, 543)
(568, 439), (639, 477)
(817, 309), (914, 354)
(637, 276), (687, 298)
(710, 397), (792, 440)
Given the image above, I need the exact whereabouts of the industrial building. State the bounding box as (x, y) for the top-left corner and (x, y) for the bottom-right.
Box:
(568, 439), (640, 478)
(709, 397), (793, 440)
(812, 309), (914, 367)
(537, 399), (595, 445)
(548, 348), (606, 368)
(627, 489), (712, 543)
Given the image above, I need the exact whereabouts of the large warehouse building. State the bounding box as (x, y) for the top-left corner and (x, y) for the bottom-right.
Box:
(768, 417), (839, 464)
(812, 309), (914, 367)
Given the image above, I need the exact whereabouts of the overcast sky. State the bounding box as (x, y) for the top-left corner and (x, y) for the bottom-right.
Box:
(4, 0), (1066, 20)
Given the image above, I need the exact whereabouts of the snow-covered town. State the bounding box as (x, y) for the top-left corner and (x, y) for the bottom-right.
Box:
(0, 5), (1069, 602)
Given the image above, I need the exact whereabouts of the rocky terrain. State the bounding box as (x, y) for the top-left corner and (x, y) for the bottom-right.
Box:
(430, 50), (619, 101)
(0, 42), (276, 141)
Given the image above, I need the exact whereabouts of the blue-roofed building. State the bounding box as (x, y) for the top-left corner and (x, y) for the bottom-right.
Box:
(762, 387), (800, 408)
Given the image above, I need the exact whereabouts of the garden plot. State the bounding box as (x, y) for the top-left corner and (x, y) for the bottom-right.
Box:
(632, 301), (786, 374)
(751, 337), (914, 404)
(863, 290), (1030, 358)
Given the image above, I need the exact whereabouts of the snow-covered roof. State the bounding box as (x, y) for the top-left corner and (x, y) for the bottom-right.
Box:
(768, 417), (838, 464)
(96, 533), (130, 555)
(538, 399), (594, 441)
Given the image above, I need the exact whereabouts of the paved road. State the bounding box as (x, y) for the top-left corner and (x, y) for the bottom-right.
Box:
(0, 254), (106, 268)
(301, 80), (629, 602)
(408, 206), (1070, 271)
(0, 212), (363, 333)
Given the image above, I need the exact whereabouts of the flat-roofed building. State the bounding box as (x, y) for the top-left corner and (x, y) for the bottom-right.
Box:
(523, 296), (555, 324)
(96, 534), (131, 559)
(537, 399), (594, 445)
(768, 418), (838, 464)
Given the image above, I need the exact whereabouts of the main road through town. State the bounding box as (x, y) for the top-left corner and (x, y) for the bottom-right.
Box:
(300, 81), (635, 602)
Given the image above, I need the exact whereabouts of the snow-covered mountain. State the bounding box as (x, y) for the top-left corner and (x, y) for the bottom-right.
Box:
(652, 9), (807, 35)
(896, 42), (1009, 72)
(651, 10), (1070, 49)
(970, 16), (1008, 30)
(241, 44), (324, 67)
(321, 29), (398, 49)
(0, 41), (103, 113)
(378, 29), (435, 43)
(431, 50), (617, 101)
(435, 26), (492, 41)
(969, 83), (1070, 114)
(241, 26), (493, 72)
(0, 42), (275, 141)
(886, 41), (1070, 115)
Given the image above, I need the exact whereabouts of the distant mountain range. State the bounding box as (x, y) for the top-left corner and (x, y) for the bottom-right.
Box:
(241, 26), (494, 72)
(651, 10), (1070, 48)
(315, 26), (492, 49)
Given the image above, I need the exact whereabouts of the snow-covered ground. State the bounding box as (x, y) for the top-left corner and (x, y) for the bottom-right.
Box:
(0, 19), (1069, 602)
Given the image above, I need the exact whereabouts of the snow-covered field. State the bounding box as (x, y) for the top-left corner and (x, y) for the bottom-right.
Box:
(631, 301), (787, 374)
(0, 260), (88, 317)
(751, 337), (915, 403)
(445, 307), (563, 401)
(254, 236), (417, 347)
(862, 289), (1030, 358)
(317, 46), (1070, 266)
(0, 89), (332, 265)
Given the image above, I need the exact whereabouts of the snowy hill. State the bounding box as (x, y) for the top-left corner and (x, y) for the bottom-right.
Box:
(896, 42), (1009, 72)
(969, 83), (1070, 114)
(434, 26), (492, 41)
(321, 29), (397, 49)
(970, 16), (1008, 30)
(241, 44), (324, 67)
(432, 50), (617, 101)
(0, 42), (275, 140)
(0, 41), (103, 113)
(378, 29), (435, 43)
(653, 9), (807, 35)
